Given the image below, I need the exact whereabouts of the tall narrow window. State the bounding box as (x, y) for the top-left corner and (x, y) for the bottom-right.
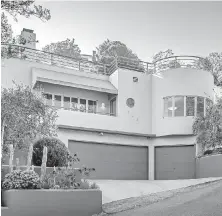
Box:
(186, 96), (195, 116)
(110, 98), (117, 116)
(54, 95), (61, 108)
(174, 96), (184, 116)
(164, 97), (173, 117)
(80, 99), (86, 112)
(71, 98), (78, 111)
(64, 96), (70, 109)
(88, 100), (97, 113)
(43, 93), (52, 106)
(197, 97), (204, 116)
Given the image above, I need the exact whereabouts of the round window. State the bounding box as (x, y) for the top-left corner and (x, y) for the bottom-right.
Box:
(126, 98), (135, 108)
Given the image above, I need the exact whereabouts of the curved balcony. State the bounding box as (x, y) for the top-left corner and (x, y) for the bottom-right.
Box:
(1, 43), (212, 75)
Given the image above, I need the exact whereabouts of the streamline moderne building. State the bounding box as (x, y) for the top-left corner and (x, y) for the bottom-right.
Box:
(1, 29), (217, 180)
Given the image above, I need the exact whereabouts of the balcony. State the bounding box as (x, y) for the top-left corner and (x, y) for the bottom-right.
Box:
(1, 43), (211, 76)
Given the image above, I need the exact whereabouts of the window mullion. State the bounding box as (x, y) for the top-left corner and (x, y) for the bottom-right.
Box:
(184, 96), (186, 117)
(194, 96), (197, 117)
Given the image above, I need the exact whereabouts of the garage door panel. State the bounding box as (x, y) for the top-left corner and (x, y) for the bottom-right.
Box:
(69, 141), (148, 180)
(155, 145), (195, 180)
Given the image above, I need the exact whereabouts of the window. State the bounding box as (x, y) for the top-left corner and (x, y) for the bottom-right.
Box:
(197, 97), (204, 116)
(88, 100), (97, 113)
(110, 98), (117, 116)
(64, 96), (70, 109)
(186, 96), (195, 116)
(54, 95), (62, 108)
(79, 99), (86, 112)
(43, 93), (52, 106)
(71, 98), (78, 111)
(164, 97), (173, 117)
(174, 96), (184, 117)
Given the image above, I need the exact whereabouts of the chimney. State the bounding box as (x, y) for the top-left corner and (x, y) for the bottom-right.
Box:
(92, 50), (96, 62)
(20, 28), (37, 49)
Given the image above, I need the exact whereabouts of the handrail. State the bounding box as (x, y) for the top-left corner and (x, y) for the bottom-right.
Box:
(1, 43), (211, 75)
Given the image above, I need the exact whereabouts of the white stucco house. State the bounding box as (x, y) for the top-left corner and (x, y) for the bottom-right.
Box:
(1, 28), (217, 180)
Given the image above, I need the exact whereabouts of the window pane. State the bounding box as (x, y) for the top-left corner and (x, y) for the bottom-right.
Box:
(43, 93), (52, 106)
(174, 96), (184, 116)
(88, 100), (97, 113)
(197, 97), (204, 116)
(64, 96), (70, 109)
(186, 96), (195, 116)
(164, 97), (173, 117)
(80, 99), (86, 112)
(54, 95), (61, 108)
(110, 98), (117, 116)
(71, 98), (78, 111)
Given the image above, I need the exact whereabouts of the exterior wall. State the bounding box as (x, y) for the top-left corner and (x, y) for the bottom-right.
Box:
(1, 58), (110, 88)
(4, 190), (102, 216)
(42, 82), (110, 113)
(116, 69), (152, 134)
(152, 68), (214, 136)
(196, 154), (222, 178)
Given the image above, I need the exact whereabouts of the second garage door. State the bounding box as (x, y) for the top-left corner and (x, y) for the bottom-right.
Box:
(155, 145), (195, 180)
(68, 141), (148, 180)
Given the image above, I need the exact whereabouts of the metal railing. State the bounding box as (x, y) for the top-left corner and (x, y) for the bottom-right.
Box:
(1, 43), (211, 75)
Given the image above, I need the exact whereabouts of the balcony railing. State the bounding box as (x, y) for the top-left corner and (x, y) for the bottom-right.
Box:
(1, 43), (211, 75)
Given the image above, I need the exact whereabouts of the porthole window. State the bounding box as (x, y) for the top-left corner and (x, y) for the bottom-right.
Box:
(126, 98), (135, 108)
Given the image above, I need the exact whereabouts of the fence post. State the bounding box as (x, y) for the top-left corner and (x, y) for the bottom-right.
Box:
(9, 144), (14, 172)
(40, 146), (47, 181)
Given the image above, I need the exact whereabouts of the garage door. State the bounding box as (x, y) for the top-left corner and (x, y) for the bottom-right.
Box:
(68, 141), (148, 180)
(155, 145), (195, 180)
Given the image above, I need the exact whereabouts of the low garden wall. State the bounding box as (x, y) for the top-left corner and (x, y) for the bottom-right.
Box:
(196, 154), (222, 178)
(3, 189), (102, 216)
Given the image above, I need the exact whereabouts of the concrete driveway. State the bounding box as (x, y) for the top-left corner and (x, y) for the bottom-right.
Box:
(90, 177), (222, 204)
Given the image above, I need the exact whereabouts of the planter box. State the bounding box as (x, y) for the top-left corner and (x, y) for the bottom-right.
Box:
(4, 189), (102, 216)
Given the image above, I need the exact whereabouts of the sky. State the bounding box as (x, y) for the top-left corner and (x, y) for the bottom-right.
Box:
(6, 1), (222, 62)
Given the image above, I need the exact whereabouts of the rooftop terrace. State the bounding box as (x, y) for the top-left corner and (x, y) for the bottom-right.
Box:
(1, 43), (211, 76)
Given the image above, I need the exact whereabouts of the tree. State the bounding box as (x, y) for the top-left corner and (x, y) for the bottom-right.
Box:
(193, 97), (222, 156)
(1, 83), (58, 155)
(96, 39), (142, 70)
(152, 49), (174, 63)
(1, 0), (51, 56)
(206, 52), (222, 86)
(42, 38), (81, 59)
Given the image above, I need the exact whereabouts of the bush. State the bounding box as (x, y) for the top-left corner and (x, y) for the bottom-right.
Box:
(204, 149), (213, 155)
(2, 170), (41, 190)
(32, 137), (77, 167)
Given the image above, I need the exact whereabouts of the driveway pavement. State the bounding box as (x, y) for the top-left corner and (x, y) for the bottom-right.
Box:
(91, 177), (222, 204)
(114, 179), (222, 216)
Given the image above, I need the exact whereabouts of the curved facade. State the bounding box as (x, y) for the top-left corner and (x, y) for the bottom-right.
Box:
(151, 68), (214, 136)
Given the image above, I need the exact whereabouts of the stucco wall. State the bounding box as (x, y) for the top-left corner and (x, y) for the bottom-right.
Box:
(152, 68), (214, 136)
(4, 190), (102, 216)
(196, 154), (222, 178)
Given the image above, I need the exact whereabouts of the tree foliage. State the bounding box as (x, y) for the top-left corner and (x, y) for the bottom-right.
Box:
(42, 38), (81, 59)
(32, 137), (78, 167)
(1, 0), (51, 45)
(206, 52), (222, 86)
(152, 49), (174, 63)
(1, 83), (58, 154)
(193, 97), (222, 155)
(96, 39), (140, 65)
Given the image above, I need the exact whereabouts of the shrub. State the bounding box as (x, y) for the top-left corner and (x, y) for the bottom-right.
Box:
(204, 149), (213, 155)
(2, 170), (41, 190)
(32, 137), (78, 167)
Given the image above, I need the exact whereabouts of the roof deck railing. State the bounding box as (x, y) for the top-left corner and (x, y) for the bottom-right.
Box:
(1, 43), (211, 75)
